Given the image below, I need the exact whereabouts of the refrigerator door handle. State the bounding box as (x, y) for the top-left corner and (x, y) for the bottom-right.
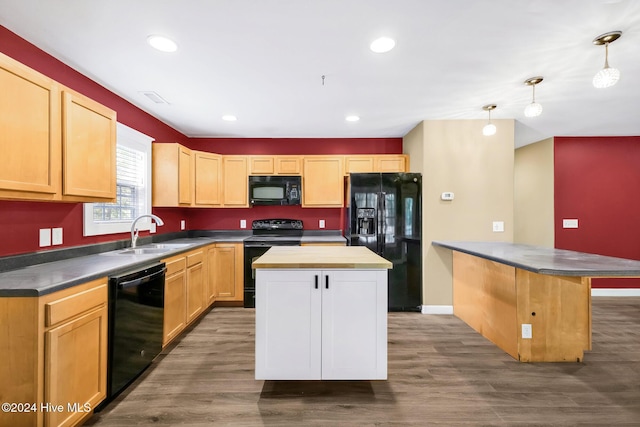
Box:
(379, 192), (386, 254)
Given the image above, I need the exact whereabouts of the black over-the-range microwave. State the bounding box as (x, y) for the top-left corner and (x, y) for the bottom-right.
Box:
(248, 175), (302, 206)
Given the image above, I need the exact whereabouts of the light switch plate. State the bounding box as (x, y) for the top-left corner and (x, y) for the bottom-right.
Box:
(563, 219), (579, 229)
(492, 221), (504, 232)
(441, 192), (454, 201)
(319, 219), (325, 229)
(39, 228), (51, 247)
(522, 324), (532, 339)
(240, 219), (247, 229)
(52, 228), (63, 245)
(181, 220), (186, 230)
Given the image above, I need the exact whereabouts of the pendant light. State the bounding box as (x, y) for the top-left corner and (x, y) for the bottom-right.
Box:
(524, 77), (543, 117)
(592, 31), (622, 89)
(482, 104), (497, 136)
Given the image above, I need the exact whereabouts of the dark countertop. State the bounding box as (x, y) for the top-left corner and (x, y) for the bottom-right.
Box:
(432, 241), (640, 277)
(0, 230), (347, 297)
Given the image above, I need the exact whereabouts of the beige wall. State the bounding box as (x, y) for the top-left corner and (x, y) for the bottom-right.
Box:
(514, 138), (554, 247)
(403, 119), (515, 307)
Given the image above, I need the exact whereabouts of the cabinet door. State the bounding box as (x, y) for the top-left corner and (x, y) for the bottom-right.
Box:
(44, 305), (107, 427)
(302, 156), (344, 207)
(178, 146), (192, 205)
(223, 156), (248, 206)
(206, 246), (217, 306)
(194, 151), (221, 206)
(275, 156), (301, 175)
(186, 259), (205, 324)
(163, 271), (186, 346)
(321, 270), (387, 380)
(213, 244), (237, 300)
(375, 155), (407, 172)
(255, 269), (322, 380)
(0, 52), (60, 199)
(344, 156), (374, 174)
(249, 156), (275, 175)
(62, 89), (116, 200)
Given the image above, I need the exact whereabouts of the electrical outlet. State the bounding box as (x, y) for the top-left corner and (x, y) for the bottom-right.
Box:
(492, 221), (504, 232)
(150, 222), (157, 233)
(39, 228), (51, 247)
(563, 219), (578, 228)
(181, 220), (186, 230)
(240, 219), (247, 229)
(522, 324), (532, 339)
(52, 228), (63, 245)
(319, 219), (325, 229)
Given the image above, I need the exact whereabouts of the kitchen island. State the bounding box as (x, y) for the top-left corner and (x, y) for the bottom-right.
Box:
(253, 246), (392, 380)
(433, 241), (640, 362)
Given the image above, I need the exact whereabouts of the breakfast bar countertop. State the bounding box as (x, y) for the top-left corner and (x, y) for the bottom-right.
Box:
(253, 246), (392, 269)
(432, 240), (640, 277)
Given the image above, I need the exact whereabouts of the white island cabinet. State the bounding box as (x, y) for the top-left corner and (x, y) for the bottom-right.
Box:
(254, 246), (392, 380)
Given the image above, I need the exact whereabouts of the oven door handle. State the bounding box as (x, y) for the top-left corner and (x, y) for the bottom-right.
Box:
(118, 268), (166, 289)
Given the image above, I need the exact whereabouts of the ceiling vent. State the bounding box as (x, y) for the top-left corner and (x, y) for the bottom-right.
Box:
(140, 91), (170, 104)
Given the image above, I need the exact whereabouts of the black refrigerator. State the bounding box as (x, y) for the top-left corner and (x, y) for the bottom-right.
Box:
(345, 173), (422, 312)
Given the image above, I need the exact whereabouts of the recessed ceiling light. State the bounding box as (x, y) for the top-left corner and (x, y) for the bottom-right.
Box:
(345, 115), (360, 122)
(370, 37), (396, 53)
(222, 115), (237, 122)
(147, 35), (178, 52)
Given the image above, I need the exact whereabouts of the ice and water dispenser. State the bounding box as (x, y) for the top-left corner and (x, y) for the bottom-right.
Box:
(356, 208), (375, 236)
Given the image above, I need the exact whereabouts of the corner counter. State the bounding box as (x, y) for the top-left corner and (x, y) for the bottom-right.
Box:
(433, 241), (640, 363)
(254, 246), (391, 380)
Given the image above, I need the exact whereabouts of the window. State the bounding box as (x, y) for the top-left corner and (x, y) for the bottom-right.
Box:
(83, 123), (154, 236)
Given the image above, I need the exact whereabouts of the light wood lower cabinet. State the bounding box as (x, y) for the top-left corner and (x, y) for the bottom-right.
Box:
(208, 243), (244, 302)
(186, 250), (205, 323)
(0, 278), (108, 427)
(162, 255), (187, 347)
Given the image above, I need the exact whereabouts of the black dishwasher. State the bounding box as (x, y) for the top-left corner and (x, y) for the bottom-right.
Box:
(105, 262), (166, 404)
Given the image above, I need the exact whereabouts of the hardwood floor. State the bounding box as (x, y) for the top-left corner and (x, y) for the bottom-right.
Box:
(86, 297), (640, 426)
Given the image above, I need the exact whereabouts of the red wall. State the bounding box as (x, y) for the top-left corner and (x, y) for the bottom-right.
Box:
(554, 136), (640, 288)
(0, 26), (399, 257)
(187, 138), (402, 155)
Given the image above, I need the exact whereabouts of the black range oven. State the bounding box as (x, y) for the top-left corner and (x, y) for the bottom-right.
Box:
(243, 219), (303, 308)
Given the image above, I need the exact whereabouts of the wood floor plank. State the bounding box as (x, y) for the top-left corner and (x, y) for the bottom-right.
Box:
(86, 297), (640, 426)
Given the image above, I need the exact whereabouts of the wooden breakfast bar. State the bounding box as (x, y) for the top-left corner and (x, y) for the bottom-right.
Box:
(433, 241), (640, 362)
(253, 246), (392, 380)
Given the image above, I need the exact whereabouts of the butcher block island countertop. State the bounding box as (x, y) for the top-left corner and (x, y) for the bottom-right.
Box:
(252, 246), (393, 269)
(254, 245), (390, 381)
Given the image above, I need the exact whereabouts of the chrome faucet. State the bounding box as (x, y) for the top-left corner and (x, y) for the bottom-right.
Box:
(131, 214), (164, 248)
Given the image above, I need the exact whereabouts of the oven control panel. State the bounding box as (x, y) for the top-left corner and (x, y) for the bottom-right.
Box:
(252, 219), (303, 230)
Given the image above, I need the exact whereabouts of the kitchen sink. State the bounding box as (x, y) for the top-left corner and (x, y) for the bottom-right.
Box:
(117, 248), (173, 255)
(100, 242), (192, 256)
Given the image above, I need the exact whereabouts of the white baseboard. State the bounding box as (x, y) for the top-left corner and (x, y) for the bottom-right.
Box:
(421, 305), (454, 315)
(591, 288), (640, 297)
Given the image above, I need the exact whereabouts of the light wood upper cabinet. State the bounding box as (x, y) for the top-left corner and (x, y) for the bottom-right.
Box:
(152, 143), (193, 207)
(61, 89), (117, 201)
(249, 155), (302, 175)
(194, 151), (222, 206)
(249, 156), (275, 175)
(0, 53), (118, 203)
(344, 154), (408, 174)
(344, 156), (375, 175)
(302, 156), (344, 207)
(275, 156), (302, 175)
(0, 52), (61, 200)
(375, 154), (408, 172)
(223, 156), (248, 207)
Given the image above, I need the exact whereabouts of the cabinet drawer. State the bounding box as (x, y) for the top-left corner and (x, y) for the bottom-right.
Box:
(165, 257), (186, 276)
(45, 283), (107, 327)
(187, 250), (204, 267)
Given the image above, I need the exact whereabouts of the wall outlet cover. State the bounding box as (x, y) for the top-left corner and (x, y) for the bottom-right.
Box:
(52, 228), (63, 245)
(522, 324), (532, 339)
(563, 219), (579, 229)
(39, 228), (51, 247)
(319, 219), (325, 228)
(492, 221), (505, 232)
(150, 222), (157, 233)
(441, 192), (454, 201)
(240, 219), (247, 229)
(181, 220), (186, 230)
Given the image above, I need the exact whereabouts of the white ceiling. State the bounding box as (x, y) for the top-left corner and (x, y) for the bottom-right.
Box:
(1, 0), (640, 147)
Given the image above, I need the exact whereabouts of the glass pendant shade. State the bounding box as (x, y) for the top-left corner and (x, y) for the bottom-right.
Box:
(524, 102), (543, 117)
(482, 123), (496, 136)
(593, 66), (620, 88)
